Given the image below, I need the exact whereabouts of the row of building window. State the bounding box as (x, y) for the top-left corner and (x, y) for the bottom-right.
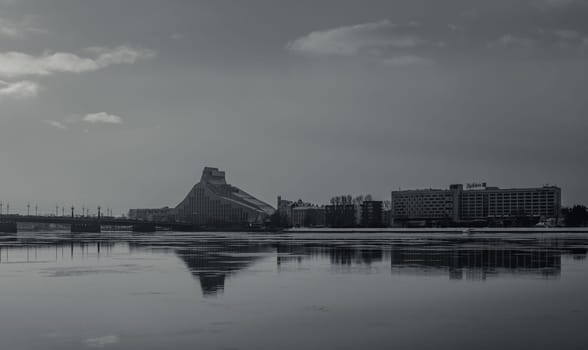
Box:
(392, 187), (561, 220)
(177, 188), (250, 223)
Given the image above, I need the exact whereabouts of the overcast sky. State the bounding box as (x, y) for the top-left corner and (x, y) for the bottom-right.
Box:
(1, 0), (587, 214)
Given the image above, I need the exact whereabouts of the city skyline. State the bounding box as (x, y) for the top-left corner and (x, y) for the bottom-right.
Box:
(2, 2), (588, 349)
(0, 174), (575, 216)
(1, 0), (588, 214)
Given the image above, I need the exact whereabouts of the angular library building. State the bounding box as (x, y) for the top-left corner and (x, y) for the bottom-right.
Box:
(175, 167), (275, 226)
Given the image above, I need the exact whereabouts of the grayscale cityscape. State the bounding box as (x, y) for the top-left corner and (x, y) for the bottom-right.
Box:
(1, 1), (588, 349)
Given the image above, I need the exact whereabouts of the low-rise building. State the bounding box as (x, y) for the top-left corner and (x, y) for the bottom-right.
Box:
(292, 206), (326, 228)
(276, 196), (294, 226)
(382, 209), (391, 227)
(360, 201), (384, 228)
(325, 204), (357, 228)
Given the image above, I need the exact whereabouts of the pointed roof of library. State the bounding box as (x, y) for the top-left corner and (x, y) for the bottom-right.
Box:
(199, 167), (275, 215)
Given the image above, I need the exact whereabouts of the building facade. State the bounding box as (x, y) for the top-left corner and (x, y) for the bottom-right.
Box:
(391, 184), (561, 225)
(460, 186), (561, 220)
(276, 196), (294, 226)
(175, 167), (275, 226)
(391, 189), (460, 222)
(292, 206), (326, 228)
(325, 204), (357, 228)
(360, 201), (384, 228)
(276, 197), (327, 228)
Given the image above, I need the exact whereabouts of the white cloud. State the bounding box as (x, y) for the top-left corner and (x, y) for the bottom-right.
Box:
(382, 55), (434, 66)
(488, 35), (535, 49)
(44, 120), (68, 130)
(170, 33), (184, 40)
(0, 17), (44, 38)
(0, 80), (40, 99)
(86, 46), (155, 66)
(0, 46), (155, 78)
(287, 20), (426, 57)
(448, 24), (463, 32)
(41, 113), (123, 131)
(83, 335), (119, 348)
(83, 112), (123, 124)
(554, 29), (580, 40)
(540, 0), (581, 8)
(0, 18), (20, 37)
(460, 9), (479, 19)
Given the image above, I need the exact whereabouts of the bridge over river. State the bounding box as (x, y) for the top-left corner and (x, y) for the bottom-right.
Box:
(0, 214), (193, 233)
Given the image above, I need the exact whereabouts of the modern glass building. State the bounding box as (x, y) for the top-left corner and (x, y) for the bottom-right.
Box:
(175, 167), (275, 226)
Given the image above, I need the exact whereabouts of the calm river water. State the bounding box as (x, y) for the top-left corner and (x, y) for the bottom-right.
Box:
(1, 231), (587, 349)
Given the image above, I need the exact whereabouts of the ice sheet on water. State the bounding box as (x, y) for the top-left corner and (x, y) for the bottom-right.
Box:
(40, 264), (147, 277)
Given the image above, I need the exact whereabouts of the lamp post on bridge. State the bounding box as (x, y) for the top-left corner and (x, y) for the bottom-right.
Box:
(98, 206), (101, 220)
(71, 206), (75, 218)
(27, 203), (30, 216)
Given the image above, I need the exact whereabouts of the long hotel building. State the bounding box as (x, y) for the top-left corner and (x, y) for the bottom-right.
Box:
(391, 183), (561, 223)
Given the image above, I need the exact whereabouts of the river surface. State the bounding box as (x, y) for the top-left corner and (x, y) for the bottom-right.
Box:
(1, 231), (588, 350)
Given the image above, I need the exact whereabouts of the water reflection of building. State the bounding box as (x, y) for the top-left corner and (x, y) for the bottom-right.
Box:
(6, 233), (587, 296)
(0, 239), (116, 263)
(389, 246), (565, 280)
(275, 238), (588, 280)
(276, 242), (387, 267)
(176, 239), (271, 297)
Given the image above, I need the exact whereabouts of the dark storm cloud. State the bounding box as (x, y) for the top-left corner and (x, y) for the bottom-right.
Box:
(0, 0), (587, 213)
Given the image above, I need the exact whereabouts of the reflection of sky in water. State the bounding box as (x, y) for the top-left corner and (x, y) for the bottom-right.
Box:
(0, 232), (587, 349)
